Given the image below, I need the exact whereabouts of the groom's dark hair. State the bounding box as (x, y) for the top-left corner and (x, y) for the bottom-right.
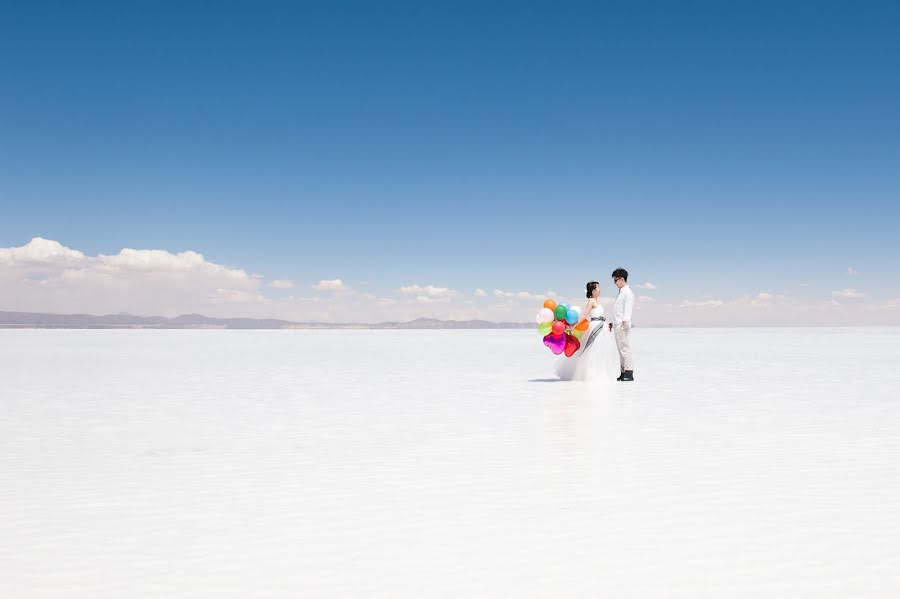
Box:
(611, 268), (628, 282)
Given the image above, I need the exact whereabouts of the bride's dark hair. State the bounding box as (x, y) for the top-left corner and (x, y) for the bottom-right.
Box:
(585, 281), (599, 298)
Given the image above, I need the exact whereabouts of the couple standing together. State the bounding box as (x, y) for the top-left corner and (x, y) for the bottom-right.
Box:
(555, 268), (635, 383)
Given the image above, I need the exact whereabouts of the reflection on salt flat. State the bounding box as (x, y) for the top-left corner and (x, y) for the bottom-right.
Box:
(1, 328), (899, 597)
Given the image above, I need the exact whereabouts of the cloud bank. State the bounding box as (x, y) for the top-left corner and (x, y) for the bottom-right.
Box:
(2, 238), (898, 325)
(1, 238), (262, 317)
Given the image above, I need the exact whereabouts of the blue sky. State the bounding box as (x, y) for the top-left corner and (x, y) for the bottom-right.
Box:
(1, 1), (899, 322)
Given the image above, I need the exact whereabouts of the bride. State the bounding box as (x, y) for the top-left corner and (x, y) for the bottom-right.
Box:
(555, 281), (620, 382)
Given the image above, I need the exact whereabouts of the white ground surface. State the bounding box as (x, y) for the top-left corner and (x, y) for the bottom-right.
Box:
(2, 328), (899, 598)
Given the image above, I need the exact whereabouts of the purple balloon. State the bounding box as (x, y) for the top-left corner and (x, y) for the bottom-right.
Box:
(543, 332), (566, 355)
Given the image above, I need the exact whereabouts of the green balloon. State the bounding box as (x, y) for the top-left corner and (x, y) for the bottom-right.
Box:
(554, 305), (568, 320)
(538, 322), (552, 335)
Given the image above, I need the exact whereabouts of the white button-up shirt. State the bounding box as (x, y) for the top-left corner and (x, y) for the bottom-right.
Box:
(613, 285), (634, 324)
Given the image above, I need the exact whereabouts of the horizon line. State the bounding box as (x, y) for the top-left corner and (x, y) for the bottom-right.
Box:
(1, 309), (897, 330)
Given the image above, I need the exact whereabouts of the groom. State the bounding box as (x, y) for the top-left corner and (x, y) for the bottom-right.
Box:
(610, 268), (635, 381)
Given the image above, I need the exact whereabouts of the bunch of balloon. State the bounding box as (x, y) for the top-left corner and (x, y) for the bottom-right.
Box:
(535, 299), (588, 357)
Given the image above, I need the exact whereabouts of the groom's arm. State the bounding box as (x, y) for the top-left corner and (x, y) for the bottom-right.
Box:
(624, 289), (634, 325)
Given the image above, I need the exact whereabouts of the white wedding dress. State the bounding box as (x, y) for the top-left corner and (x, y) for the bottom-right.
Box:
(554, 301), (620, 383)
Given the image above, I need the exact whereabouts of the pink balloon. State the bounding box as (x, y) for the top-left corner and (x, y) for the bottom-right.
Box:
(536, 307), (554, 324)
(543, 333), (565, 355)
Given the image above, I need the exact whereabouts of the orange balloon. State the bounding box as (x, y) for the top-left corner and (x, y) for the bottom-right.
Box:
(574, 319), (589, 332)
(543, 299), (557, 311)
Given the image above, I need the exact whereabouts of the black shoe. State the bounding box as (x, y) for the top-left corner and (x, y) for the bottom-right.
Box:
(620, 370), (634, 382)
(617, 372), (625, 381)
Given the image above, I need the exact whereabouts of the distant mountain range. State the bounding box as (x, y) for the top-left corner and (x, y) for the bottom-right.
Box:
(0, 311), (532, 330)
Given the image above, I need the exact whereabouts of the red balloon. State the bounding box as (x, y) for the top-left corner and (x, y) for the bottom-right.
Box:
(564, 333), (581, 357)
(551, 320), (566, 336)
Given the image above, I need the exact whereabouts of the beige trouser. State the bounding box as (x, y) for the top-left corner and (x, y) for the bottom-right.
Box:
(614, 322), (634, 371)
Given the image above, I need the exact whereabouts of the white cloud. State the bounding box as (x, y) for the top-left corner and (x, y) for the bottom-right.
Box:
(313, 278), (348, 292)
(0, 237), (259, 317)
(637, 295), (656, 303)
(269, 279), (295, 289)
(636, 282), (656, 290)
(866, 298), (900, 311)
(847, 267), (860, 276)
(492, 289), (549, 301)
(474, 288), (487, 297)
(0, 237), (86, 267)
(679, 299), (725, 308)
(209, 289), (268, 305)
(748, 292), (779, 306)
(832, 288), (866, 299)
(399, 284), (460, 302)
